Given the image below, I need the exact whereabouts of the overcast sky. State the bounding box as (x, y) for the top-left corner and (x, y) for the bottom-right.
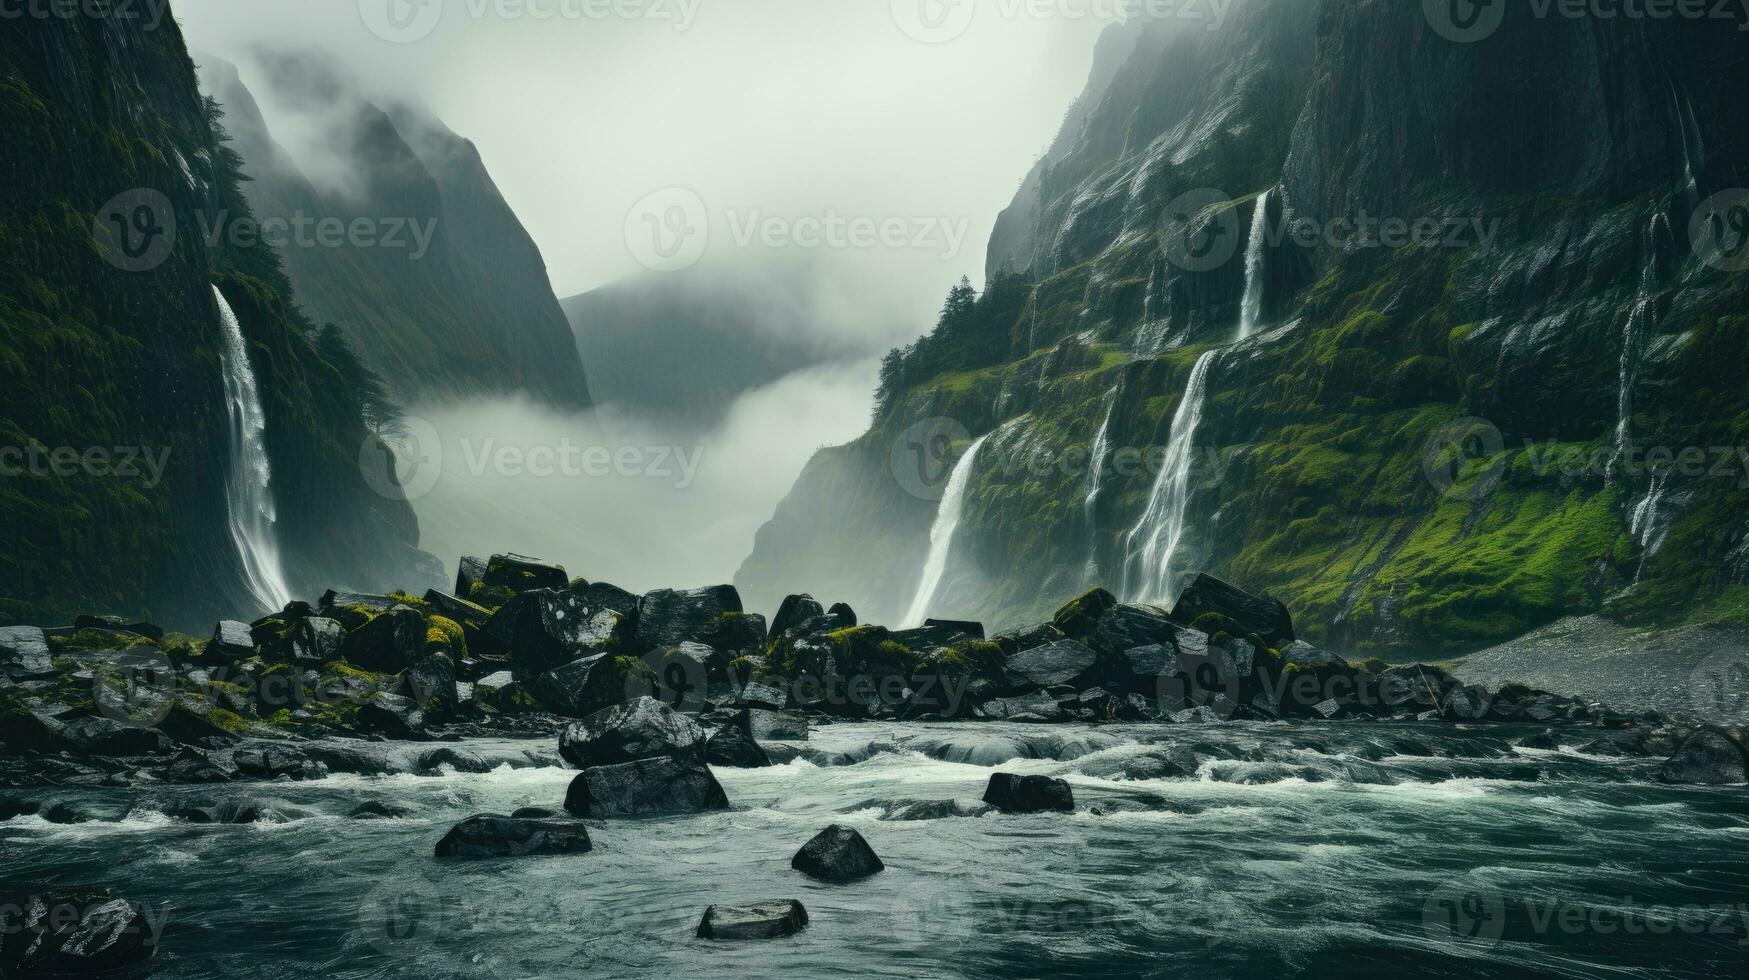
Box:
(176, 0), (1114, 337)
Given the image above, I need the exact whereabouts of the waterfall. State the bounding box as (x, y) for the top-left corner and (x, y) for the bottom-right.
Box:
(902, 434), (991, 628)
(214, 286), (294, 614)
(1122, 349), (1218, 607)
(1236, 189), (1272, 342)
(1610, 212), (1669, 479)
(1083, 388), (1120, 579)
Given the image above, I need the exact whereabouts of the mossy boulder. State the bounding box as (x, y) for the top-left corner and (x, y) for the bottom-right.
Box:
(1052, 589), (1118, 639)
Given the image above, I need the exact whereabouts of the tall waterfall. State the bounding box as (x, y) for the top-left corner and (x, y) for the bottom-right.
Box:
(1123, 349), (1218, 607)
(1236, 189), (1272, 342)
(1083, 388), (1120, 579)
(1610, 212), (1669, 479)
(902, 434), (991, 627)
(214, 286), (294, 613)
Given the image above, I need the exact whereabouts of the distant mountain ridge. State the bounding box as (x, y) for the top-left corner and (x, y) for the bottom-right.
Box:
(199, 58), (592, 410)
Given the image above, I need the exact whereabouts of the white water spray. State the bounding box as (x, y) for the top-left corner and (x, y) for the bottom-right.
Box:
(903, 434), (990, 628)
(1123, 349), (1218, 607)
(1236, 189), (1272, 342)
(213, 285), (294, 613)
(1083, 389), (1119, 579)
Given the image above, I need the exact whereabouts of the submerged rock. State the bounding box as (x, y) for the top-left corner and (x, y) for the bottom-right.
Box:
(696, 901), (808, 940)
(0, 890), (160, 976)
(563, 756), (729, 817)
(558, 696), (708, 768)
(790, 824), (884, 882)
(1658, 730), (1748, 785)
(435, 813), (594, 858)
(982, 773), (1074, 813)
(880, 799), (994, 821)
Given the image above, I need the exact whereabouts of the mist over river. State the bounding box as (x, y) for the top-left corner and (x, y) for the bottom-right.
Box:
(6, 722), (1747, 978)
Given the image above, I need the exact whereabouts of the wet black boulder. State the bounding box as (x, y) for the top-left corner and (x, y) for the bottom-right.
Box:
(563, 755), (729, 817)
(558, 696), (709, 768)
(696, 901), (808, 940)
(1658, 729), (1748, 785)
(983, 773), (1074, 814)
(790, 824), (884, 882)
(1170, 574), (1295, 647)
(0, 890), (160, 977)
(434, 813), (594, 859)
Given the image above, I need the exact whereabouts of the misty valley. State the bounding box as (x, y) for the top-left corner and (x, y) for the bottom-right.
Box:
(3, 2), (1749, 978)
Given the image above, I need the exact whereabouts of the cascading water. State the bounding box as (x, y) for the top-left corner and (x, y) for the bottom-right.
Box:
(1083, 388), (1120, 579)
(1609, 211), (1669, 478)
(1235, 188), (1272, 342)
(902, 434), (990, 627)
(1122, 349), (1218, 607)
(213, 285), (294, 613)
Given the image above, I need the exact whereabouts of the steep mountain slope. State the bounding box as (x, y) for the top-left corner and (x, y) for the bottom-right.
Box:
(198, 59), (592, 410)
(739, 1), (1749, 654)
(0, 10), (438, 627)
(562, 264), (869, 433)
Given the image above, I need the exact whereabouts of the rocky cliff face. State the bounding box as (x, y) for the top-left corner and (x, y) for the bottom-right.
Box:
(198, 59), (592, 410)
(0, 11), (438, 627)
(739, 0), (1749, 654)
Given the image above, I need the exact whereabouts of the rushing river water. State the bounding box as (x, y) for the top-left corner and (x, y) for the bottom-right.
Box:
(5, 722), (1747, 979)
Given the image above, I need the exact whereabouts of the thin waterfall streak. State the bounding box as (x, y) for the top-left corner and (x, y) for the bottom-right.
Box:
(1122, 350), (1218, 607)
(903, 434), (991, 628)
(1236, 189), (1272, 342)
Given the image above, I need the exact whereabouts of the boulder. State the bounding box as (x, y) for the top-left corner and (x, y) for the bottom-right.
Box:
(286, 617), (343, 667)
(1083, 603), (1182, 658)
(355, 693), (426, 739)
(1005, 639), (1098, 692)
(1281, 640), (1346, 667)
(74, 616), (164, 642)
(483, 554), (570, 594)
(1051, 588), (1118, 638)
(455, 555), (489, 597)
(695, 901), (808, 941)
(992, 622), (1066, 656)
(434, 814), (594, 859)
(1170, 574), (1295, 647)
(338, 607), (427, 674)
(563, 756), (729, 817)
(634, 586), (756, 652)
(880, 799), (993, 821)
(571, 580), (641, 617)
(419, 747), (492, 774)
(473, 671), (522, 712)
(746, 709), (809, 741)
(770, 594), (825, 641)
(735, 681), (789, 711)
(208, 621), (255, 662)
(0, 711), (68, 755)
(1658, 730), (1748, 785)
(350, 801), (413, 820)
(151, 705), (237, 747)
(977, 692), (1066, 723)
(891, 624), (972, 650)
(531, 655), (624, 718)
(925, 618), (985, 640)
(558, 696), (708, 768)
(983, 773), (1074, 814)
(1440, 684), (1494, 722)
(56, 717), (174, 757)
(510, 807), (561, 819)
(506, 590), (622, 679)
(230, 744), (314, 779)
(400, 652), (459, 717)
(0, 891), (159, 976)
(319, 591), (401, 617)
(0, 627), (53, 679)
(825, 602), (857, 630)
(705, 717), (771, 768)
(790, 824), (884, 882)
(422, 590), (492, 627)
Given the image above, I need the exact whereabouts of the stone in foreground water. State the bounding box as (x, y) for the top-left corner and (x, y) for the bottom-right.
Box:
(696, 900), (809, 940)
